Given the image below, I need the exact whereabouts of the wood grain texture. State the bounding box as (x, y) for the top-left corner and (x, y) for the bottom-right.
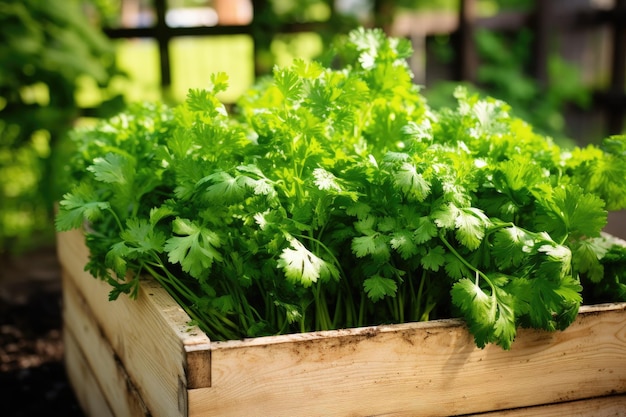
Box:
(58, 229), (210, 417)
(63, 270), (150, 417)
(63, 326), (116, 417)
(188, 303), (626, 416)
(59, 229), (626, 417)
(469, 394), (626, 416)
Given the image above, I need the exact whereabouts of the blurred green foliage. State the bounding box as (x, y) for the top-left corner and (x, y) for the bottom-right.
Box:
(0, 0), (593, 255)
(253, 0), (359, 74)
(473, 28), (590, 141)
(423, 1), (590, 145)
(0, 0), (124, 253)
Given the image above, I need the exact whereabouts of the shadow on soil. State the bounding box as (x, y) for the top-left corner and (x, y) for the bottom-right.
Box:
(1, 246), (84, 417)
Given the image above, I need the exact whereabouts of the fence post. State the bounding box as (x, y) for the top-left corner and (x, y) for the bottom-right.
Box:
(153, 0), (171, 88)
(456, 0), (478, 82)
(250, 0), (273, 76)
(608, 0), (626, 134)
(530, 0), (551, 86)
(374, 0), (396, 33)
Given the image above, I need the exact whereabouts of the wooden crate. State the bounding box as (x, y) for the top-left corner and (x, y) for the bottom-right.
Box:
(57, 228), (626, 417)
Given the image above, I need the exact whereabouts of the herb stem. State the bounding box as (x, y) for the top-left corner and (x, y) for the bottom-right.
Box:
(439, 232), (491, 284)
(106, 207), (125, 231)
(416, 270), (426, 321)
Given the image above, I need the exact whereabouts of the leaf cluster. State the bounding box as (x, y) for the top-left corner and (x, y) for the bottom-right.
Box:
(56, 28), (626, 349)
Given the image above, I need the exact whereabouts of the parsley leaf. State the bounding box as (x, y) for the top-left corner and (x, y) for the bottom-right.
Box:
(164, 218), (222, 279)
(364, 275), (398, 302)
(277, 238), (339, 287)
(55, 183), (111, 231)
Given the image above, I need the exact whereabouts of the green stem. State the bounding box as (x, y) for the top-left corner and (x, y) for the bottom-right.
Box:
(345, 285), (357, 328)
(439, 232), (495, 292)
(106, 207), (125, 231)
(333, 290), (342, 328)
(397, 281), (405, 323)
(439, 231), (500, 321)
(407, 270), (417, 321)
(416, 270), (426, 321)
(146, 256), (198, 302)
(358, 295), (366, 327)
(143, 261), (241, 340)
(313, 284), (333, 331)
(144, 265), (239, 340)
(299, 302), (307, 333)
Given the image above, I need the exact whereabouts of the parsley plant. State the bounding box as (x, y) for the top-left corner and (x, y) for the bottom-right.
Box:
(56, 28), (626, 349)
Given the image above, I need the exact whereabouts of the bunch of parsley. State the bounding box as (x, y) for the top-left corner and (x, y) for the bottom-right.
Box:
(56, 28), (626, 349)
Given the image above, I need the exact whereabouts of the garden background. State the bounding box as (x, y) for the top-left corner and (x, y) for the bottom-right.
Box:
(1, 0), (624, 415)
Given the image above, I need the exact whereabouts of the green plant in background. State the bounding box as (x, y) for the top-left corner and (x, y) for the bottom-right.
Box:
(57, 28), (626, 349)
(0, 0), (124, 254)
(473, 27), (590, 141)
(422, 0), (590, 145)
(253, 0), (360, 74)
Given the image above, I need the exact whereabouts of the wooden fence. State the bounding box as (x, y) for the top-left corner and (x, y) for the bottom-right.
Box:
(101, 0), (625, 140)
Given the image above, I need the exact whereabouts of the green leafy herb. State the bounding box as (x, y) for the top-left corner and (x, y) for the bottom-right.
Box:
(56, 28), (626, 349)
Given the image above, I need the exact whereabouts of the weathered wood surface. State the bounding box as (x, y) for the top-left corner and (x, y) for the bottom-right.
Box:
(63, 271), (148, 417)
(471, 394), (626, 417)
(58, 229), (211, 417)
(64, 325), (116, 417)
(58, 229), (626, 417)
(188, 303), (626, 416)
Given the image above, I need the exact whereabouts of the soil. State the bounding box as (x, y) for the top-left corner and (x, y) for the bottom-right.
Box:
(1, 245), (85, 417)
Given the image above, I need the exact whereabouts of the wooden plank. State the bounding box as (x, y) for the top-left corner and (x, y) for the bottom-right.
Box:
(57, 229), (211, 417)
(471, 394), (626, 416)
(391, 10), (531, 37)
(59, 228), (626, 416)
(63, 270), (150, 417)
(64, 327), (115, 417)
(392, 10), (458, 36)
(188, 303), (626, 416)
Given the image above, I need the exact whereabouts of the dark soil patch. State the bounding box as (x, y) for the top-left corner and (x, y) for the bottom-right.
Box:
(1, 246), (84, 417)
